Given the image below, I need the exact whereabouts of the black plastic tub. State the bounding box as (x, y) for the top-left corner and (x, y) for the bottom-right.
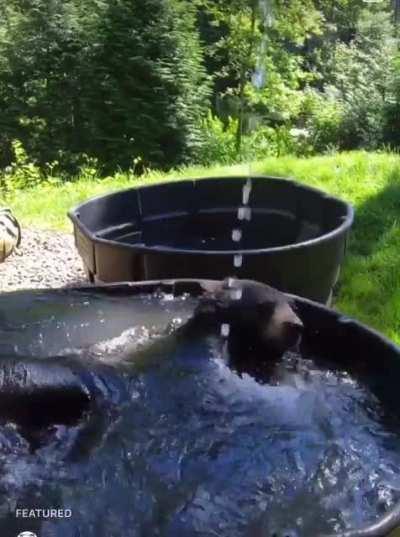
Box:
(0, 279), (399, 537)
(68, 176), (354, 303)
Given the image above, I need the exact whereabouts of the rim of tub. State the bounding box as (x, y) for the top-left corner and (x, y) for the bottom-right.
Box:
(68, 176), (355, 256)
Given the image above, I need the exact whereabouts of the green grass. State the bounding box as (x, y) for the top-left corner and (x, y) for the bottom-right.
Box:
(2, 150), (400, 344)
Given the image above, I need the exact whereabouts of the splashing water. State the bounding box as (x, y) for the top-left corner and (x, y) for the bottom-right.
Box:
(2, 292), (400, 536)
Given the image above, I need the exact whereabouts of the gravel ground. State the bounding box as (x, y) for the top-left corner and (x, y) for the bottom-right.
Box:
(0, 228), (87, 293)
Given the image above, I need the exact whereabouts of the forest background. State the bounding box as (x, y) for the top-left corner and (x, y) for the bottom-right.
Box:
(1, 0), (399, 181)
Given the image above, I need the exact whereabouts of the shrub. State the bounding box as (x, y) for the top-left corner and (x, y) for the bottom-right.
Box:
(1, 140), (43, 192)
(198, 111), (314, 165)
(197, 113), (239, 165)
(299, 89), (343, 153)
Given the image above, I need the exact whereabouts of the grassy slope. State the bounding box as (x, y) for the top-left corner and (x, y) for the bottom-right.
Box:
(2, 150), (400, 343)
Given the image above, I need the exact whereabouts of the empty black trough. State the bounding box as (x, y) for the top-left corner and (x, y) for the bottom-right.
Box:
(68, 176), (354, 303)
(0, 279), (400, 537)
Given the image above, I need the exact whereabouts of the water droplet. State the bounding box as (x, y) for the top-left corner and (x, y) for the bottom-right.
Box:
(234, 254), (243, 268)
(226, 277), (236, 288)
(242, 178), (252, 205)
(232, 229), (242, 242)
(238, 207), (252, 221)
(230, 288), (243, 301)
(221, 323), (230, 337)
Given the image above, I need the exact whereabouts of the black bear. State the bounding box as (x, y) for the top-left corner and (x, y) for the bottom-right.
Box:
(184, 278), (303, 359)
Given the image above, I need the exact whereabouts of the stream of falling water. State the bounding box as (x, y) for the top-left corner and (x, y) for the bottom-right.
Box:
(220, 0), (272, 341)
(219, 174), (252, 342)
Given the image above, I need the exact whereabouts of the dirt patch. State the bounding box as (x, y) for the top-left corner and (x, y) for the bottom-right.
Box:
(0, 228), (87, 292)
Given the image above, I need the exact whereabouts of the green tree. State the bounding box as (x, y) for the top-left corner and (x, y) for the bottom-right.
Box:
(197, 0), (323, 153)
(0, 0), (210, 173)
(197, 0), (264, 153)
(324, 9), (396, 149)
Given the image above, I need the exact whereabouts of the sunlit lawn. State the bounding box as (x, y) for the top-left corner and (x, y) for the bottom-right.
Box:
(2, 150), (400, 343)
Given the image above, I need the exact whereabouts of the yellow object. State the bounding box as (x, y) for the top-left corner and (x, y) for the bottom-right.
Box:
(0, 208), (21, 263)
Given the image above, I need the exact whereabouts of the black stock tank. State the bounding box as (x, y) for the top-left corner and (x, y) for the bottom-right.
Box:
(0, 280), (399, 537)
(68, 176), (354, 303)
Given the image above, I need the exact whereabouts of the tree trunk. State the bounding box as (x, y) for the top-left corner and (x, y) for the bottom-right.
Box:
(235, 70), (246, 154)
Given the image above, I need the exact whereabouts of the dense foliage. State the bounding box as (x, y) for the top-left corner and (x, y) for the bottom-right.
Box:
(1, 0), (400, 181)
(0, 0), (210, 174)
